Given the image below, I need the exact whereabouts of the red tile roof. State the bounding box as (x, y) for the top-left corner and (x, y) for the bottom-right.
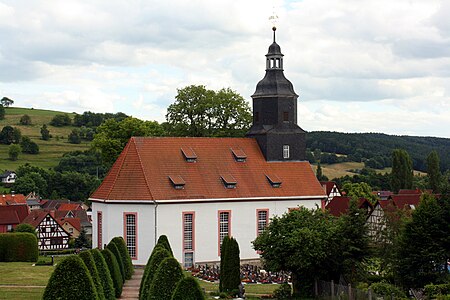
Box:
(0, 194), (26, 206)
(58, 203), (82, 211)
(91, 137), (326, 202)
(22, 210), (51, 228)
(59, 217), (82, 232)
(0, 204), (29, 225)
(390, 194), (421, 210)
(325, 196), (373, 216)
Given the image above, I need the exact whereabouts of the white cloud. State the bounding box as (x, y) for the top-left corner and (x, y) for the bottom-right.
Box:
(0, 0), (449, 137)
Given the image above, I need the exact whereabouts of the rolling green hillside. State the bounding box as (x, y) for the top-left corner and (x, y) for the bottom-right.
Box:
(0, 107), (91, 170)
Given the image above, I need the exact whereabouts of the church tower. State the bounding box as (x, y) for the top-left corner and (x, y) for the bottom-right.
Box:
(247, 27), (306, 161)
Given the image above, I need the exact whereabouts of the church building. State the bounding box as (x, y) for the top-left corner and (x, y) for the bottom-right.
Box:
(90, 28), (326, 266)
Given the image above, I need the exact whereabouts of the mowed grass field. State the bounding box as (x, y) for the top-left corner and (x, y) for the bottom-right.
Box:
(0, 107), (91, 170)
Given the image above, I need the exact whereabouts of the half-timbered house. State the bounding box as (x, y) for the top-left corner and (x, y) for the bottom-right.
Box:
(22, 210), (70, 250)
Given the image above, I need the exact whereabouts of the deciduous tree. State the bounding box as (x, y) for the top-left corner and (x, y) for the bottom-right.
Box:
(427, 150), (441, 192)
(19, 114), (32, 125)
(0, 97), (13, 107)
(8, 144), (21, 161)
(391, 149), (413, 192)
(40, 124), (51, 140)
(166, 85), (251, 137)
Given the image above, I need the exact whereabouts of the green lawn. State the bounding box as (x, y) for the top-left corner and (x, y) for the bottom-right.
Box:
(0, 287), (44, 300)
(0, 107), (91, 170)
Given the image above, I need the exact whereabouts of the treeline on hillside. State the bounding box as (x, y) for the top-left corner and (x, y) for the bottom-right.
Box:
(307, 131), (450, 172)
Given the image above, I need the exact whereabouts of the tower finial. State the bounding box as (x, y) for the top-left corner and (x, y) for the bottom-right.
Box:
(269, 6), (279, 43)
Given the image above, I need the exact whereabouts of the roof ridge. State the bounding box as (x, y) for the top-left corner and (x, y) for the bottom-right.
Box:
(133, 137), (154, 200)
(104, 138), (133, 199)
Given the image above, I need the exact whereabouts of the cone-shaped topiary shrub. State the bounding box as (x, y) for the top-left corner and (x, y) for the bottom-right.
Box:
(157, 235), (174, 256)
(219, 236), (240, 295)
(111, 236), (133, 280)
(91, 249), (115, 300)
(0, 233), (38, 262)
(101, 248), (123, 298)
(148, 257), (184, 300)
(139, 247), (171, 300)
(106, 241), (125, 283)
(139, 244), (165, 300)
(79, 250), (105, 300)
(171, 276), (205, 300)
(219, 235), (230, 292)
(43, 255), (98, 300)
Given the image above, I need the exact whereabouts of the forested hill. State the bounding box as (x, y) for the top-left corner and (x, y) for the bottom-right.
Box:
(307, 131), (450, 172)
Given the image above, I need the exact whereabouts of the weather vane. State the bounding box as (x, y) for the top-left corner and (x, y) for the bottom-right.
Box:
(269, 6), (279, 30)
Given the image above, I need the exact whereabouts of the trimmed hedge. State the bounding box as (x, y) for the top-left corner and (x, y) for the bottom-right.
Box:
(424, 283), (450, 298)
(101, 248), (123, 298)
(106, 241), (125, 283)
(370, 282), (406, 299)
(139, 244), (166, 300)
(157, 235), (174, 256)
(171, 276), (205, 300)
(79, 251), (105, 300)
(111, 236), (134, 280)
(0, 233), (38, 262)
(43, 255), (98, 300)
(140, 247), (171, 300)
(91, 249), (115, 300)
(148, 257), (184, 300)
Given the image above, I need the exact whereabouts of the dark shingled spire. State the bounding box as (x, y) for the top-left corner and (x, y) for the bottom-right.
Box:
(247, 27), (306, 162)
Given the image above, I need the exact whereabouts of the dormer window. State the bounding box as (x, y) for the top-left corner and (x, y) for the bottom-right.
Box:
(266, 174), (282, 188)
(169, 175), (185, 190)
(181, 147), (197, 162)
(231, 148), (247, 162)
(221, 174), (237, 189)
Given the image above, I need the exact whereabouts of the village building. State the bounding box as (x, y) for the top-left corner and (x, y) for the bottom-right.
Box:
(320, 181), (342, 206)
(0, 204), (29, 233)
(22, 210), (70, 250)
(89, 28), (327, 266)
(0, 171), (17, 186)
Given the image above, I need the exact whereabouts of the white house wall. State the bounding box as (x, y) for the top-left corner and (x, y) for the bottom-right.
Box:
(92, 198), (321, 265)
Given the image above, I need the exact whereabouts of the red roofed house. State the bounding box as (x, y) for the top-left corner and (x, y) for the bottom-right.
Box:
(59, 217), (82, 238)
(320, 181), (342, 206)
(0, 193), (27, 206)
(0, 204), (29, 233)
(22, 210), (70, 250)
(325, 196), (373, 217)
(90, 28), (327, 266)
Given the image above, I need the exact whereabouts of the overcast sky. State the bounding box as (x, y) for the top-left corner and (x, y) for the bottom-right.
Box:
(1, 0), (449, 138)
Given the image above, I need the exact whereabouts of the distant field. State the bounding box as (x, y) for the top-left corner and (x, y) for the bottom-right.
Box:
(0, 107), (91, 170)
(318, 162), (363, 179)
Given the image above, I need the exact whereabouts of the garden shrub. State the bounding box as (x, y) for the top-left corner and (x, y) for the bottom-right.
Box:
(0, 233), (38, 262)
(106, 241), (125, 282)
(139, 244), (166, 299)
(171, 276), (205, 300)
(139, 247), (171, 300)
(157, 235), (174, 256)
(101, 248), (123, 298)
(14, 223), (36, 236)
(79, 250), (105, 300)
(111, 236), (134, 280)
(43, 255), (98, 300)
(148, 257), (184, 300)
(425, 283), (450, 299)
(273, 283), (292, 299)
(91, 249), (115, 300)
(219, 236), (240, 295)
(370, 282), (406, 299)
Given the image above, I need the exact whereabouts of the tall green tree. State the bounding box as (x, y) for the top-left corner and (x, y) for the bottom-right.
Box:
(396, 193), (449, 288)
(166, 85), (251, 137)
(8, 144), (21, 161)
(316, 162), (328, 181)
(40, 124), (51, 140)
(253, 207), (338, 297)
(341, 182), (377, 204)
(0, 126), (21, 144)
(426, 150), (441, 192)
(0, 104), (5, 120)
(390, 149), (413, 192)
(0, 97), (14, 107)
(92, 117), (165, 165)
(20, 136), (39, 154)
